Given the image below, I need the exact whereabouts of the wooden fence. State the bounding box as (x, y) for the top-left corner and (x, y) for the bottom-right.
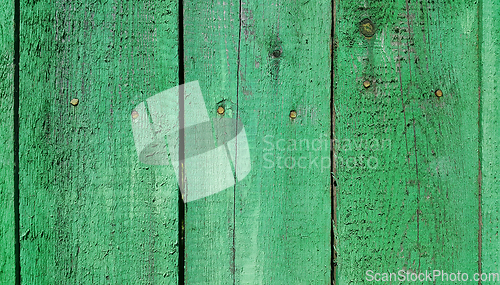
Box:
(1, 0), (499, 284)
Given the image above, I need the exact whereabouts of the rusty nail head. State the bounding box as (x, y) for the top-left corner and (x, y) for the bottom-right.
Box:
(217, 106), (225, 114)
(289, 110), (297, 119)
(363, 81), (371, 88)
(435, 89), (443, 97)
(70, 98), (79, 106)
(131, 110), (139, 119)
(360, 18), (375, 38)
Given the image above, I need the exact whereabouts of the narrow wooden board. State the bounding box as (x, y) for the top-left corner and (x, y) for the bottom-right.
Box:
(235, 0), (332, 283)
(480, 0), (500, 281)
(335, 0), (479, 283)
(183, 0), (239, 282)
(0, 0), (15, 282)
(183, 0), (332, 283)
(19, 1), (179, 283)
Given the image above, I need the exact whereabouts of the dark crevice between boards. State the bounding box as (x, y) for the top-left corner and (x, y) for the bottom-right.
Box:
(477, 0), (483, 282)
(13, 0), (20, 282)
(178, 0), (186, 283)
(330, 0), (337, 283)
(230, 1), (243, 283)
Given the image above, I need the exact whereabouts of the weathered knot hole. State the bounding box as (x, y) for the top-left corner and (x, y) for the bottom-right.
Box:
(272, 50), (282, 58)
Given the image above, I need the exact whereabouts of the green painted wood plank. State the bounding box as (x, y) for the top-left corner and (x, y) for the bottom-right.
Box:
(480, 0), (500, 283)
(235, 0), (332, 283)
(183, 0), (239, 283)
(19, 1), (179, 283)
(183, 0), (332, 283)
(0, 0), (15, 282)
(335, 0), (479, 283)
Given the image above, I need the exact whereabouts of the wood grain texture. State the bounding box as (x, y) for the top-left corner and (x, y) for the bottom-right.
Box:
(0, 0), (15, 282)
(2, 0), (497, 283)
(19, 1), (179, 283)
(183, 0), (239, 283)
(183, 0), (332, 283)
(335, 0), (480, 283)
(235, 0), (332, 283)
(480, 0), (500, 282)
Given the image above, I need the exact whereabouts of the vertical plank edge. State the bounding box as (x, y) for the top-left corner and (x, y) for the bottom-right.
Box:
(13, 0), (20, 282)
(0, 0), (16, 282)
(331, 0), (338, 284)
(178, 0), (186, 283)
(480, 0), (500, 282)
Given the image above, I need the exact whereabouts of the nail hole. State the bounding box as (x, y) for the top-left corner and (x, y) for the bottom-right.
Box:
(272, 50), (282, 58)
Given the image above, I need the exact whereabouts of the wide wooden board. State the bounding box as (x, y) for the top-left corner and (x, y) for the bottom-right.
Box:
(18, 1), (180, 283)
(335, 0), (480, 283)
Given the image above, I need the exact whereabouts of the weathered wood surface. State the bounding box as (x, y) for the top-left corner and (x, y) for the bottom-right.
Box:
(18, 1), (179, 283)
(183, 0), (332, 283)
(481, 0), (500, 282)
(182, 0), (239, 282)
(335, 0), (482, 283)
(1, 0), (499, 284)
(0, 0), (15, 283)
